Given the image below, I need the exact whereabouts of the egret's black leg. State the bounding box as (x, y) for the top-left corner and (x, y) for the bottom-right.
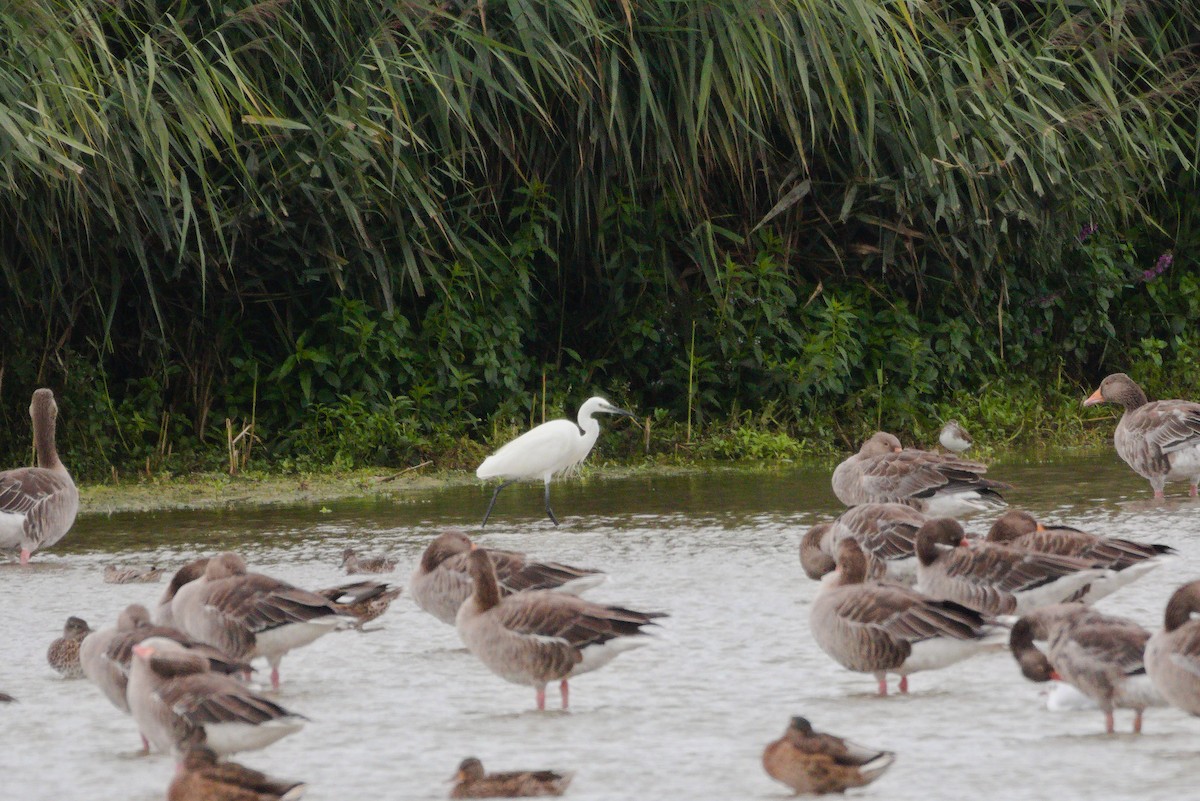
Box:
(544, 482), (560, 526)
(481, 481), (514, 528)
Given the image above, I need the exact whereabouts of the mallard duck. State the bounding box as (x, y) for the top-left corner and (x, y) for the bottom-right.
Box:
(762, 716), (894, 795)
(104, 564), (166, 584)
(168, 746), (307, 800)
(450, 757), (572, 798)
(340, 548), (397, 574)
(316, 580), (402, 628)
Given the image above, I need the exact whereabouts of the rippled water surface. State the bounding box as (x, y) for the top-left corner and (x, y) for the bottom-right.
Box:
(5, 457), (1200, 801)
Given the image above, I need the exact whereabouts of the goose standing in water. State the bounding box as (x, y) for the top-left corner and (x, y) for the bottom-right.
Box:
(1145, 581), (1200, 716)
(476, 396), (636, 526)
(762, 716), (895, 795)
(800, 503), (928, 585)
(831, 432), (1007, 516)
(1084, 373), (1200, 498)
(456, 548), (664, 710)
(0, 389), (78, 564)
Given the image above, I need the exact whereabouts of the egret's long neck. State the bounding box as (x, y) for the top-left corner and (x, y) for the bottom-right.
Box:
(576, 409), (601, 451)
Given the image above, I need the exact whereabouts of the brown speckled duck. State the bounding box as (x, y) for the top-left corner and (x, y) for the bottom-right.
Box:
(168, 747), (307, 801)
(1084, 373), (1200, 498)
(450, 757), (572, 799)
(317, 580), (402, 628)
(47, 616), (91, 678)
(0, 389), (78, 564)
(340, 548), (397, 574)
(762, 716), (895, 795)
(104, 564), (166, 584)
(1146, 581), (1200, 717)
(411, 531), (606, 626)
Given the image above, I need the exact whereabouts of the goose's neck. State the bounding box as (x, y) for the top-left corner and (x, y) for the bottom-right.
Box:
(33, 410), (63, 471)
(469, 562), (502, 613)
(915, 533), (941, 567)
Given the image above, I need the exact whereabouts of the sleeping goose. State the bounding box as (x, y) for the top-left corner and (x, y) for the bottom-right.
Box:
(914, 519), (1112, 616)
(986, 510), (1173, 602)
(128, 637), (304, 756)
(762, 716), (895, 795)
(831, 432), (1007, 516)
(809, 538), (1003, 695)
(157, 558), (212, 627)
(1084, 373), (1200, 498)
(456, 547), (664, 710)
(169, 746), (307, 801)
(450, 757), (572, 799)
(171, 553), (353, 689)
(47, 616), (91, 678)
(0, 389), (78, 564)
(1145, 581), (1200, 716)
(411, 531), (606, 626)
(800, 503), (928, 585)
(938, 420), (972, 454)
(1010, 604), (1162, 733)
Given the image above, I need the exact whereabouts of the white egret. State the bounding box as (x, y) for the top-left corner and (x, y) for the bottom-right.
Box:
(476, 396), (636, 527)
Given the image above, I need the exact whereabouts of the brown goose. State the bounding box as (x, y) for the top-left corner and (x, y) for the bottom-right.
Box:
(316, 580), (402, 628)
(810, 538), (1003, 695)
(762, 716), (895, 795)
(914, 519), (1111, 616)
(456, 548), (664, 710)
(831, 432), (1007, 516)
(450, 757), (572, 799)
(157, 558), (213, 627)
(340, 548), (397, 574)
(938, 420), (972, 454)
(0, 389), (78, 564)
(411, 531), (606, 626)
(1145, 581), (1200, 716)
(169, 746), (307, 801)
(1010, 604), (1162, 733)
(987, 510), (1173, 602)
(171, 553), (352, 689)
(128, 637), (305, 756)
(800, 503), (927, 585)
(1084, 373), (1200, 498)
(47, 616), (91, 678)
(104, 564), (166, 584)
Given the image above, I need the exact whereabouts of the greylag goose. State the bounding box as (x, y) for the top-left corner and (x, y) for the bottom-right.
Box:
(831, 432), (1007, 516)
(104, 564), (166, 584)
(47, 616), (91, 678)
(456, 548), (664, 710)
(1084, 373), (1200, 498)
(411, 531), (606, 626)
(168, 746), (307, 801)
(1010, 604), (1162, 733)
(450, 757), (573, 799)
(476, 396), (636, 526)
(1145, 581), (1200, 716)
(128, 637), (305, 756)
(340, 548), (397, 574)
(157, 558), (212, 627)
(0, 389), (78, 564)
(986, 510), (1173, 602)
(810, 538), (1003, 695)
(171, 553), (352, 689)
(762, 716), (895, 795)
(800, 503), (927, 585)
(316, 580), (402, 628)
(938, 420), (972, 454)
(914, 519), (1111, 616)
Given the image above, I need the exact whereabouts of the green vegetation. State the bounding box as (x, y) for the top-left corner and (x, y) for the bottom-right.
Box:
(1, 1), (1197, 478)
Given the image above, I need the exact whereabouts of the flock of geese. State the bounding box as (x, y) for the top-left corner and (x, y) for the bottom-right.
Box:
(7, 371), (1200, 798)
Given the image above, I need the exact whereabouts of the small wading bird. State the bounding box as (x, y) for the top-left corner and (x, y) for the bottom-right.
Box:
(939, 420), (972, 454)
(476, 396), (636, 527)
(762, 716), (895, 795)
(0, 388), (78, 564)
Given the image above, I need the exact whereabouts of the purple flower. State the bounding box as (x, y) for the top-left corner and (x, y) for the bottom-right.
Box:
(1141, 251), (1174, 282)
(1077, 222), (1099, 242)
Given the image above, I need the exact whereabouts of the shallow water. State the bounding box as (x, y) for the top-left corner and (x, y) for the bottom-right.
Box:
(5, 456), (1200, 801)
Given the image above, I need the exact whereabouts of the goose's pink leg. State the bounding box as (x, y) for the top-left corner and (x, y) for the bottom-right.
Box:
(1154, 489), (1165, 500)
(1134, 710), (1144, 734)
(899, 676), (909, 694)
(1105, 711), (1115, 734)
(876, 677), (888, 696)
(140, 734), (150, 755)
(19, 549), (30, 566)
(270, 667), (281, 690)
(560, 679), (569, 709)
(1189, 484), (1197, 498)
(536, 687), (546, 710)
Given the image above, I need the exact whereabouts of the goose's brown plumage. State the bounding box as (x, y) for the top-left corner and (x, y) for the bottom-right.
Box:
(1010, 604), (1161, 733)
(0, 389), (78, 564)
(1146, 581), (1200, 717)
(411, 531), (606, 625)
(450, 757), (572, 799)
(800, 503), (927, 584)
(456, 548), (664, 710)
(128, 638), (305, 756)
(168, 747), (307, 801)
(914, 519), (1110, 616)
(987, 510), (1173, 602)
(831, 432), (1007, 516)
(172, 553), (350, 689)
(810, 538), (1001, 695)
(1084, 373), (1200, 498)
(762, 716), (895, 795)
(47, 616), (91, 678)
(158, 558), (213, 627)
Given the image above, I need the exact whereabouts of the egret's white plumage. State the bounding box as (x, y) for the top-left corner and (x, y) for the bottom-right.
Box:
(476, 396), (635, 526)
